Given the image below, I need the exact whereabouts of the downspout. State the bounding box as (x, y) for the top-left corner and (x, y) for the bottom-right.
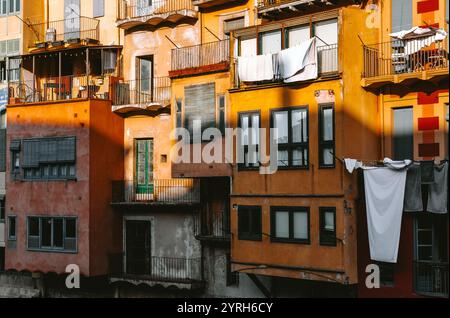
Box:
(46, 0), (50, 29)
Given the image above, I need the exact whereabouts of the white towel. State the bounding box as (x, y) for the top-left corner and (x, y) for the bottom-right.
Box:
(277, 37), (318, 83)
(237, 54), (274, 82)
(344, 158), (363, 173)
(363, 167), (407, 263)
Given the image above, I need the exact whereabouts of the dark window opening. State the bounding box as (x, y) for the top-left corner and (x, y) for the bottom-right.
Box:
(319, 104), (335, 168)
(319, 207), (336, 246)
(238, 206), (262, 241)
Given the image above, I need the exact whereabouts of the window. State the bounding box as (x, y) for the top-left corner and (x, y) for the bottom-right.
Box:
(184, 83), (216, 141)
(27, 217), (77, 252)
(16, 136), (77, 180)
(10, 139), (20, 176)
(313, 19), (338, 46)
(286, 25), (310, 48)
(0, 61), (6, 82)
(238, 112), (260, 169)
(175, 99), (183, 129)
(218, 94), (226, 135)
(0, 197), (5, 222)
(391, 0), (412, 33)
(260, 30), (282, 55)
(0, 0), (6, 15)
(0, 127), (6, 172)
(319, 207), (336, 246)
(8, 58), (20, 82)
(93, 0), (104, 18)
(8, 215), (16, 240)
(239, 35), (257, 57)
(238, 206), (262, 241)
(226, 253), (239, 286)
(0, 0), (19, 15)
(272, 107), (309, 168)
(375, 262), (395, 286)
(270, 207), (310, 244)
(102, 49), (117, 74)
(392, 107), (413, 160)
(319, 104), (335, 168)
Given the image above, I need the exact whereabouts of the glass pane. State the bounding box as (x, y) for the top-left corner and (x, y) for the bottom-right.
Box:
(65, 219), (76, 239)
(322, 108), (334, 141)
(9, 217), (15, 237)
(241, 114), (249, 145)
(275, 211), (290, 238)
(41, 218), (52, 247)
(418, 231), (432, 245)
(53, 219), (64, 248)
(293, 212), (308, 240)
(250, 209), (261, 236)
(261, 30), (282, 55)
(277, 149), (289, 167)
(292, 147), (304, 167)
(324, 212), (335, 231)
(239, 209), (250, 234)
(274, 111), (288, 144)
(314, 19), (338, 46)
(251, 115), (260, 145)
(292, 109), (307, 143)
(418, 246), (433, 261)
(288, 25), (310, 47)
(28, 218), (39, 236)
(323, 147), (334, 165)
(136, 140), (147, 185)
(139, 59), (152, 92)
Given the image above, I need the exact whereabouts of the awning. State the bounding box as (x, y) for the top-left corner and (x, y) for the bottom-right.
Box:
(390, 27), (448, 55)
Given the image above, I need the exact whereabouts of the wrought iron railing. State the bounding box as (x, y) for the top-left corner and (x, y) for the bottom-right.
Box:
(118, 0), (194, 20)
(414, 261), (448, 297)
(233, 43), (338, 88)
(28, 17), (100, 48)
(111, 179), (201, 205)
(362, 38), (448, 78)
(8, 75), (111, 104)
(109, 253), (202, 282)
(171, 40), (230, 71)
(257, 0), (301, 9)
(112, 77), (171, 106)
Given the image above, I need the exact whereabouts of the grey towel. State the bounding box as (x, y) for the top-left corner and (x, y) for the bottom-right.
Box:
(427, 162), (448, 214)
(404, 164), (423, 212)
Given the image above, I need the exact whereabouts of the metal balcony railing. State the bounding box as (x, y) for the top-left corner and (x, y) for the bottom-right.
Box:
(194, 208), (230, 240)
(362, 38), (449, 78)
(109, 253), (202, 282)
(118, 0), (194, 20)
(113, 77), (171, 106)
(171, 40), (230, 72)
(111, 179), (201, 205)
(257, 0), (299, 8)
(414, 261), (448, 297)
(8, 75), (111, 104)
(28, 17), (100, 48)
(233, 43), (338, 88)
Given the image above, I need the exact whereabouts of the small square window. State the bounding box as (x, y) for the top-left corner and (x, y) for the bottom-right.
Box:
(271, 207), (310, 244)
(8, 216), (16, 240)
(161, 154), (168, 163)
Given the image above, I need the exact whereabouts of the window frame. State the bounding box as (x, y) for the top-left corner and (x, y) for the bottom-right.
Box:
(237, 111), (261, 171)
(237, 205), (262, 241)
(270, 206), (310, 244)
(26, 216), (78, 253)
(318, 103), (336, 168)
(319, 207), (337, 246)
(8, 215), (16, 241)
(271, 106), (310, 169)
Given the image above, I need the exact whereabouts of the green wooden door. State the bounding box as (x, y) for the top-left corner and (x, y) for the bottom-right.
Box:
(135, 139), (154, 196)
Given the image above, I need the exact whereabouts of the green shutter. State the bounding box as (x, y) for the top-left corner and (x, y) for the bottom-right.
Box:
(22, 139), (40, 167)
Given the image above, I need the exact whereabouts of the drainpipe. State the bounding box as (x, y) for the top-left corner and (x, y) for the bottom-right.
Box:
(46, 0), (50, 29)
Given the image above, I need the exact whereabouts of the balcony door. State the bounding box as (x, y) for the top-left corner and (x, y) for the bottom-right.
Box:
(64, 0), (81, 41)
(135, 139), (154, 200)
(125, 220), (151, 276)
(136, 56), (153, 104)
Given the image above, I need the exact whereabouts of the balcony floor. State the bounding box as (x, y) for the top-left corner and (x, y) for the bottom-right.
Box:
(361, 67), (449, 88)
(116, 10), (198, 30)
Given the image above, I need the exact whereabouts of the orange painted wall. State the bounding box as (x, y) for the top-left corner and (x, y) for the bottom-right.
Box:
(5, 99), (124, 276)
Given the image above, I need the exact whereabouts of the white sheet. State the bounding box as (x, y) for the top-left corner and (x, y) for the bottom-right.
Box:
(237, 54), (274, 82)
(277, 37), (318, 83)
(363, 167), (407, 263)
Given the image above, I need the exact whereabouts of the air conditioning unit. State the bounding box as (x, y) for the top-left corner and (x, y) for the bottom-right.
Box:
(45, 28), (56, 42)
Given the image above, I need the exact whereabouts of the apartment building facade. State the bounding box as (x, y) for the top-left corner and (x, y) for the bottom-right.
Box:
(357, 0), (449, 298)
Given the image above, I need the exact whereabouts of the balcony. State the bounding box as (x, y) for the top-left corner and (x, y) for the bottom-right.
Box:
(233, 43), (338, 89)
(194, 209), (230, 243)
(111, 179), (201, 206)
(193, 0), (244, 9)
(8, 74), (112, 105)
(28, 17), (100, 50)
(170, 40), (230, 78)
(112, 77), (171, 116)
(414, 261), (448, 298)
(256, 0), (349, 19)
(117, 0), (197, 30)
(361, 38), (449, 88)
(109, 254), (203, 290)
